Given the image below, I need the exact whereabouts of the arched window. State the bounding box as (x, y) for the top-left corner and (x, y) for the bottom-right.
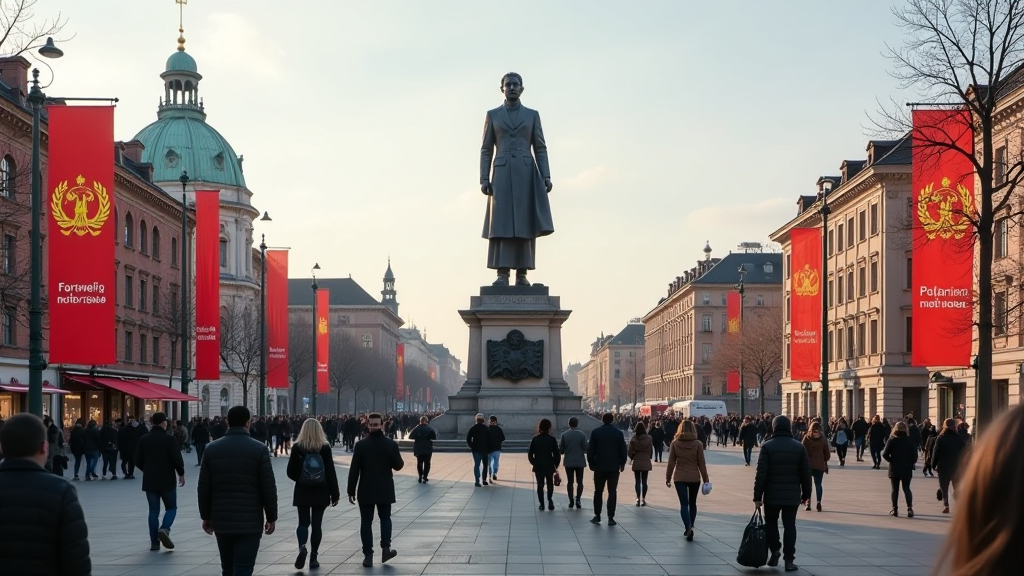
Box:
(220, 387), (230, 417)
(152, 227), (161, 259)
(139, 220), (148, 254)
(1, 155), (15, 198)
(219, 237), (228, 267)
(124, 212), (134, 247)
(171, 237), (178, 266)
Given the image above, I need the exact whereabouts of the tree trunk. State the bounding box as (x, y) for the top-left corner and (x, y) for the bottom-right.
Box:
(759, 378), (766, 415)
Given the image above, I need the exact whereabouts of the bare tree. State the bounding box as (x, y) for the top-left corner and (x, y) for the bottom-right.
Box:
(329, 331), (368, 413)
(219, 300), (260, 409)
(711, 306), (784, 414)
(613, 356), (645, 409)
(0, 0), (70, 56)
(878, 0), (1024, 430)
(150, 282), (195, 389)
(287, 317), (314, 414)
(0, 149), (37, 332)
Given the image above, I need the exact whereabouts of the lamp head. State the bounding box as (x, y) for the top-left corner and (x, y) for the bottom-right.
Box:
(260, 211), (272, 222)
(38, 37), (63, 59)
(179, 170), (190, 186)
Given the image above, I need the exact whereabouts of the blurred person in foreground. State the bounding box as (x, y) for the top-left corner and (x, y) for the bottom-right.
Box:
(753, 415), (811, 572)
(936, 403), (1023, 576)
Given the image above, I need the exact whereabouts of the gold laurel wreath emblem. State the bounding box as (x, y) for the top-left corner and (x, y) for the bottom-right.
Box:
(793, 265), (820, 297)
(51, 175), (111, 237)
(318, 317), (328, 335)
(727, 318), (740, 333)
(917, 177), (974, 240)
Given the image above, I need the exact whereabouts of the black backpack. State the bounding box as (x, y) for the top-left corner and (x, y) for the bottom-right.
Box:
(300, 448), (326, 486)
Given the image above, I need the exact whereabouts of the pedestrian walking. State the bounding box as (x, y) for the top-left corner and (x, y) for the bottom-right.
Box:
(800, 421), (830, 512)
(192, 418), (210, 466)
(739, 416), (759, 466)
(587, 412), (627, 526)
(665, 420), (709, 541)
(650, 420), (666, 462)
(559, 417), (588, 509)
(286, 418), (339, 570)
(83, 420), (101, 481)
(198, 406), (278, 576)
(348, 412), (404, 568)
(134, 412), (185, 551)
(487, 415), (506, 481)
(100, 420), (119, 479)
(830, 417), (851, 466)
(0, 413), (92, 575)
(868, 415), (888, 469)
(118, 415), (144, 479)
(882, 420), (918, 518)
(408, 416), (437, 483)
(629, 422), (653, 507)
(752, 415), (811, 572)
(466, 413), (491, 487)
(42, 416), (65, 475)
(528, 418), (560, 511)
(69, 419), (84, 480)
(930, 418), (966, 514)
(851, 415), (869, 462)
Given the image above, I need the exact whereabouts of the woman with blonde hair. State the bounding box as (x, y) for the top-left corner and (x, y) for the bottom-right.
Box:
(800, 421), (830, 512)
(882, 420), (918, 517)
(665, 420), (709, 541)
(937, 404), (1022, 576)
(286, 418), (340, 570)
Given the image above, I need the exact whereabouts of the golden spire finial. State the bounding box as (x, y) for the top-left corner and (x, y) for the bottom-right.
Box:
(176, 0), (188, 51)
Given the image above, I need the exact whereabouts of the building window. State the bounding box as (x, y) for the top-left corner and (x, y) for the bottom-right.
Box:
(2, 234), (14, 275)
(701, 314), (712, 332)
(2, 306), (13, 345)
(756, 295), (764, 306)
(870, 319), (878, 354)
(152, 336), (160, 365)
(124, 212), (134, 247)
(847, 217), (854, 247)
(786, 296), (791, 322)
(837, 224), (844, 251)
(906, 256), (912, 289)
(996, 218), (1009, 259)
(828, 329), (834, 361)
(140, 333), (148, 363)
(785, 253), (791, 278)
(219, 238), (228, 267)
(763, 262), (773, 274)
(870, 257), (879, 293)
(995, 291), (1007, 336)
(125, 275), (134, 308)
(837, 329), (844, 360)
(140, 221), (148, 254)
(996, 145), (1007, 184)
(614, 351), (620, 357)
(828, 278), (834, 307)
(152, 227), (160, 259)
(858, 210), (867, 242)
(139, 278), (148, 311)
(614, 368), (620, 379)
(362, 334), (372, 348)
(701, 343), (711, 364)
(857, 322), (866, 357)
(858, 265), (866, 297)
(721, 313), (728, 332)
(152, 285), (160, 316)
(124, 331), (133, 361)
(837, 275), (844, 304)
(629, 351), (635, 357)
(905, 317), (913, 352)
(721, 293), (727, 305)
(847, 270), (854, 302)
(701, 376), (712, 396)
(0, 155), (15, 198)
(171, 237), (178, 267)
(828, 229), (835, 255)
(702, 293), (711, 305)
(870, 203), (879, 235)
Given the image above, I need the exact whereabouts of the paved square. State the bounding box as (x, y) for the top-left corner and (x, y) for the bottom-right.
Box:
(79, 443), (947, 575)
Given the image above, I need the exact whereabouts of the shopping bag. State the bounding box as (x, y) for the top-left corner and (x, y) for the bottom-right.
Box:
(736, 508), (769, 568)
(701, 481), (713, 495)
(553, 470), (562, 487)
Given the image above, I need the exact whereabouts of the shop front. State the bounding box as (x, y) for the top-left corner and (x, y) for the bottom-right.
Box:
(0, 379), (72, 419)
(61, 374), (198, 427)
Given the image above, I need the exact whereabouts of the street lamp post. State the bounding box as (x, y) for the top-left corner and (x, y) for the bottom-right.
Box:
(179, 170), (191, 423)
(736, 265), (746, 417)
(309, 263), (320, 416)
(820, 180), (833, 419)
(27, 39), (65, 417)
(257, 212), (272, 417)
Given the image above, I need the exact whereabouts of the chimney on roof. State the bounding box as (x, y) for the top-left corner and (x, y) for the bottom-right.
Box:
(121, 140), (146, 163)
(0, 56), (30, 97)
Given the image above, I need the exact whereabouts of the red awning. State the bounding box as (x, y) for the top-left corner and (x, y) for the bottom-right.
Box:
(126, 380), (198, 401)
(90, 377), (155, 398)
(0, 384), (72, 394)
(68, 377), (199, 401)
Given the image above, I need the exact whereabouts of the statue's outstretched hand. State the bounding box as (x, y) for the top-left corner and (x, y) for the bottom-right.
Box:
(481, 182), (493, 196)
(544, 179), (553, 193)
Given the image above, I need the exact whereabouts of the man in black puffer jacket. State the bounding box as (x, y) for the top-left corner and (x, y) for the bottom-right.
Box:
(753, 415), (811, 573)
(0, 413), (91, 575)
(198, 406), (278, 576)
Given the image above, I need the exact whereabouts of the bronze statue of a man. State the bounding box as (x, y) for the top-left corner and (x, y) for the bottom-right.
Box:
(480, 72), (554, 287)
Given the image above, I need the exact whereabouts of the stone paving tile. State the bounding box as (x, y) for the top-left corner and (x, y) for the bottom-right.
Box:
(75, 443), (949, 576)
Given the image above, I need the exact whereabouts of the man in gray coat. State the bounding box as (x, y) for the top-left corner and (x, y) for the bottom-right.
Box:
(479, 71), (554, 287)
(559, 417), (588, 509)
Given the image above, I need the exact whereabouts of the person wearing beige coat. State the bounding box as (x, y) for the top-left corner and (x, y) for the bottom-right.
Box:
(665, 420), (710, 540)
(800, 421), (831, 512)
(628, 423), (654, 506)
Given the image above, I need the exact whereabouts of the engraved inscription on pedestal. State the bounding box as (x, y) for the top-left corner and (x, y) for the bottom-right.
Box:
(486, 329), (544, 382)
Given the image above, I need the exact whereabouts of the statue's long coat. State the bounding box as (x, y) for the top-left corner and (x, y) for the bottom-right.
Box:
(479, 103), (554, 239)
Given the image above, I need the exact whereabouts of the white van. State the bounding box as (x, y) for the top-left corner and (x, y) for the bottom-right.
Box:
(671, 400), (728, 419)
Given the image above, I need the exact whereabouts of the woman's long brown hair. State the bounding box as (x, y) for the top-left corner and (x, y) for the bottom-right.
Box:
(938, 403), (1023, 576)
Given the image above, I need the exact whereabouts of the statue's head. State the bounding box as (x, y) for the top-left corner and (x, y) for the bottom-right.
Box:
(500, 72), (524, 101)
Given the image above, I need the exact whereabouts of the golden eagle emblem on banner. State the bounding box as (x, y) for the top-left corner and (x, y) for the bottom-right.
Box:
(727, 318), (740, 333)
(793, 264), (820, 297)
(317, 316), (328, 335)
(51, 175), (111, 236)
(918, 177), (974, 240)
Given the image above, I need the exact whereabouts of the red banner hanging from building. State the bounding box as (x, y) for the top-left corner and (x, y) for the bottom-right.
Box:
(790, 228), (822, 381)
(266, 250), (289, 388)
(912, 109), (974, 367)
(599, 381), (606, 403)
(316, 289), (329, 393)
(726, 291), (741, 393)
(194, 191), (221, 380)
(396, 343), (405, 400)
(47, 106), (116, 364)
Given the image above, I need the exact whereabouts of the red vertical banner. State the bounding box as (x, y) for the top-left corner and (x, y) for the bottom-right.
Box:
(599, 382), (606, 403)
(912, 109), (974, 366)
(790, 228), (823, 380)
(396, 343), (405, 400)
(47, 106), (116, 364)
(316, 289), (329, 393)
(726, 291), (741, 393)
(266, 250), (289, 388)
(194, 191), (221, 380)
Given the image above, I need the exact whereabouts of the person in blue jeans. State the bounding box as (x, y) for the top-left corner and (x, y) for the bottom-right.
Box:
(134, 412), (185, 551)
(83, 420), (102, 480)
(466, 414), (491, 486)
(487, 416), (506, 481)
(800, 421), (831, 512)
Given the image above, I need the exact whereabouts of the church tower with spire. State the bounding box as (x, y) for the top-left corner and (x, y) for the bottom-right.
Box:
(381, 259), (399, 316)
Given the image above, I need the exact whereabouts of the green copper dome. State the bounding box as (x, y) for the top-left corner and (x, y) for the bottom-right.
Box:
(166, 50), (198, 73)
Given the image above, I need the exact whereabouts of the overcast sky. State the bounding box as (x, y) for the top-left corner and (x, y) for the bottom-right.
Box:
(42, 0), (909, 371)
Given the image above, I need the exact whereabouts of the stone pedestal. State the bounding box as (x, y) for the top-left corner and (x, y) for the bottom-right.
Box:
(430, 285), (600, 441)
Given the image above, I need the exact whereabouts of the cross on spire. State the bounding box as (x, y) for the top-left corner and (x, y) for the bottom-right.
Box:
(176, 0), (188, 51)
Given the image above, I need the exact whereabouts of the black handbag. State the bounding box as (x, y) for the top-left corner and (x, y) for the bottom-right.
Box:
(736, 508), (769, 568)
